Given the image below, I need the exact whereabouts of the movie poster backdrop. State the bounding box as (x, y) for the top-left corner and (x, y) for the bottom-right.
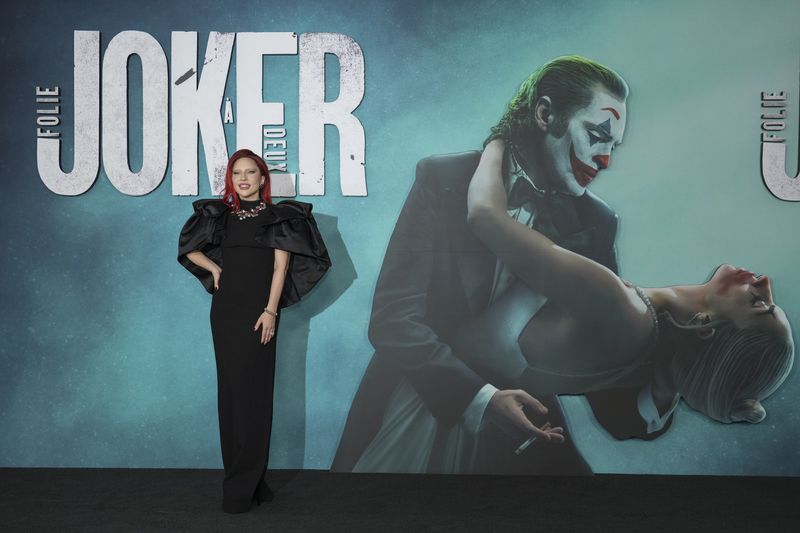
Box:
(1, 0), (799, 475)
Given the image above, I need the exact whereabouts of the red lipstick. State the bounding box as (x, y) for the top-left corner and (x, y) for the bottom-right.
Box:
(569, 144), (598, 187)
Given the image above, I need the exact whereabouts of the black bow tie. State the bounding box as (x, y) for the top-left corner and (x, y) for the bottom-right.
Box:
(507, 175), (544, 210)
(506, 175), (587, 249)
(506, 175), (570, 209)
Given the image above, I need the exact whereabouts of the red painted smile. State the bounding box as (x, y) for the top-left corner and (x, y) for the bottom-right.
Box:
(569, 144), (598, 187)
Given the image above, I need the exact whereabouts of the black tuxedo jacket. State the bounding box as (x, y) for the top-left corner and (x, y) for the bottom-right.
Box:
(332, 151), (669, 472)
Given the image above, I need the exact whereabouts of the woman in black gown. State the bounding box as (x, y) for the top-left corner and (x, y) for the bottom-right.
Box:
(178, 149), (331, 513)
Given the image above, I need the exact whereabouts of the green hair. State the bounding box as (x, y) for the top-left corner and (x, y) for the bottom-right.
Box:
(489, 55), (629, 144)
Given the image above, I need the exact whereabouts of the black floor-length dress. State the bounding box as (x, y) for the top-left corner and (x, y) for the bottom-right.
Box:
(178, 197), (331, 513)
(211, 199), (278, 512)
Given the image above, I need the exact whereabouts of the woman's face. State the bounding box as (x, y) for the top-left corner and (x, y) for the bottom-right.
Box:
(231, 157), (265, 201)
(706, 264), (790, 337)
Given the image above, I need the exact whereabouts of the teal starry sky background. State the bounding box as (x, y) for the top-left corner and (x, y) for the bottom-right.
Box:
(1, 0), (799, 474)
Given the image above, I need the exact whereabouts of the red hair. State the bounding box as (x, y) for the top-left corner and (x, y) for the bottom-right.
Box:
(220, 149), (272, 210)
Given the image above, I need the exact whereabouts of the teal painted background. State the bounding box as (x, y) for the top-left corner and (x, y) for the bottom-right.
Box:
(1, 0), (798, 474)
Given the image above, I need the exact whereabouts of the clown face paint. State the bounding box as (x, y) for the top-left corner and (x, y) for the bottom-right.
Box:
(542, 88), (626, 195)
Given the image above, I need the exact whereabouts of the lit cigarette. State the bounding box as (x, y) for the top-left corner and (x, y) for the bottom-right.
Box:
(514, 422), (550, 455)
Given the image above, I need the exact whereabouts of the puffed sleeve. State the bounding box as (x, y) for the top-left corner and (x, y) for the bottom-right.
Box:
(255, 200), (332, 308)
(177, 199), (228, 294)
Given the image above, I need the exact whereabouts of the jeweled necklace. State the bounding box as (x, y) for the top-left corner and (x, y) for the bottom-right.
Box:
(232, 201), (267, 220)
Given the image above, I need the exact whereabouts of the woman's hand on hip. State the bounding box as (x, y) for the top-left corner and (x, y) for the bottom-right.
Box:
(254, 312), (276, 344)
(211, 267), (222, 291)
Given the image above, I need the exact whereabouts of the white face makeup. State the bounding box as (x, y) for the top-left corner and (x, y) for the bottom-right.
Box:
(543, 88), (627, 195)
(231, 157), (265, 202)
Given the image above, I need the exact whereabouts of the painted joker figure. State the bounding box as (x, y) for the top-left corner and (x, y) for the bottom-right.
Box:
(333, 56), (657, 475)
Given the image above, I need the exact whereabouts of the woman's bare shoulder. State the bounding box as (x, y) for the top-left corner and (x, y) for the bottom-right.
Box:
(598, 284), (657, 356)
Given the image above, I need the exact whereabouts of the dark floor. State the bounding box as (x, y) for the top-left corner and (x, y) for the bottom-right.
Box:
(1, 468), (798, 532)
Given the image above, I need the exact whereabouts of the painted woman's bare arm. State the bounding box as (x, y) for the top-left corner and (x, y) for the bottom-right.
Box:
(466, 140), (641, 330)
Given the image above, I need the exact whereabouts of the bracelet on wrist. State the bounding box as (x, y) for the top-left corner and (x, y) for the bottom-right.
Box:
(263, 307), (278, 317)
